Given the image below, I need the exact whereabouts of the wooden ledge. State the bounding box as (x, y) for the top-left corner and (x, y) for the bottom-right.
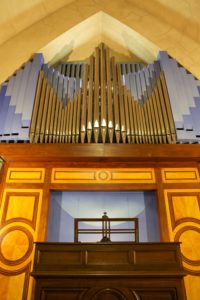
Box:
(0, 144), (200, 163)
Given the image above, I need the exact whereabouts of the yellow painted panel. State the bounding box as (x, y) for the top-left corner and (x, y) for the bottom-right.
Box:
(184, 275), (200, 300)
(164, 189), (200, 300)
(164, 189), (200, 237)
(52, 168), (155, 183)
(0, 189), (43, 231)
(162, 168), (199, 183)
(0, 272), (25, 300)
(172, 196), (200, 222)
(6, 195), (35, 223)
(111, 170), (154, 181)
(0, 189), (43, 300)
(6, 168), (45, 183)
(53, 170), (95, 181)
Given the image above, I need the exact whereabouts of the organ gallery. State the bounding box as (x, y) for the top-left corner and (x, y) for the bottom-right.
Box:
(0, 2), (200, 300)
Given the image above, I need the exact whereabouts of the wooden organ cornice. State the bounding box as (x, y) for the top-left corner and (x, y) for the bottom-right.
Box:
(0, 144), (200, 163)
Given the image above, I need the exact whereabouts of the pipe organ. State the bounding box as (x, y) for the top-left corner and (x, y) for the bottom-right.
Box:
(1, 42), (200, 300)
(1, 44), (200, 144)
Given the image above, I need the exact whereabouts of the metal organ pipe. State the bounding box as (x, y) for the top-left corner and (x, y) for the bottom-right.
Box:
(28, 44), (176, 144)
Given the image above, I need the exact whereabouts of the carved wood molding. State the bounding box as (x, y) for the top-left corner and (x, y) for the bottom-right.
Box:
(51, 168), (155, 184)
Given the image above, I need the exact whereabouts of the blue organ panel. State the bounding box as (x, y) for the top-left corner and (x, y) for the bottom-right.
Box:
(0, 54), (44, 141)
(0, 85), (10, 140)
(3, 106), (16, 139)
(158, 51), (200, 143)
(122, 60), (162, 104)
(0, 56), (85, 143)
(22, 54), (44, 129)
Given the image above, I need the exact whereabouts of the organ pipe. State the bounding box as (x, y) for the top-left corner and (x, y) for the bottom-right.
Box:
(29, 43), (176, 144)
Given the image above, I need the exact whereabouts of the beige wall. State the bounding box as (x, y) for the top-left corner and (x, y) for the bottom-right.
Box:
(0, 0), (200, 83)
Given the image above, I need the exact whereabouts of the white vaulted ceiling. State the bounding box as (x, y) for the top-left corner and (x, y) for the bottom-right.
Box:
(0, 0), (200, 83)
(39, 12), (159, 66)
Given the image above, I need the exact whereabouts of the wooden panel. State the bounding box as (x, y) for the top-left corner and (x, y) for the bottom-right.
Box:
(1, 145), (200, 300)
(33, 279), (183, 300)
(87, 250), (130, 265)
(164, 189), (200, 300)
(0, 266), (30, 300)
(33, 242), (183, 274)
(40, 288), (89, 300)
(1, 191), (40, 229)
(111, 169), (154, 181)
(176, 227), (200, 263)
(0, 189), (43, 300)
(134, 250), (177, 265)
(131, 289), (177, 300)
(0, 226), (33, 266)
(51, 168), (155, 184)
(184, 275), (200, 300)
(168, 194), (200, 228)
(32, 242), (185, 300)
(6, 168), (45, 183)
(52, 169), (95, 181)
(162, 168), (199, 183)
(164, 190), (200, 272)
(38, 250), (82, 266)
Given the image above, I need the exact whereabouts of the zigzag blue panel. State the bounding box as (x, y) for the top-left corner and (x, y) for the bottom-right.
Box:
(158, 51), (200, 143)
(0, 85), (10, 139)
(0, 54), (43, 142)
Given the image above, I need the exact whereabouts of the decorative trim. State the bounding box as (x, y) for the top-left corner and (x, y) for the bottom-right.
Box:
(0, 262), (30, 276)
(167, 192), (200, 229)
(51, 168), (155, 184)
(161, 168), (199, 183)
(1, 191), (40, 230)
(6, 168), (45, 183)
(22, 263), (31, 300)
(183, 266), (200, 276)
(0, 226), (33, 266)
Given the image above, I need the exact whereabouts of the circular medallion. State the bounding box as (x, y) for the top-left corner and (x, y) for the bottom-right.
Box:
(175, 226), (200, 264)
(0, 226), (33, 266)
(96, 170), (111, 181)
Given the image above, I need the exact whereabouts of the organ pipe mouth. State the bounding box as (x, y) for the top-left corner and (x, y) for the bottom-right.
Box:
(29, 43), (176, 144)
